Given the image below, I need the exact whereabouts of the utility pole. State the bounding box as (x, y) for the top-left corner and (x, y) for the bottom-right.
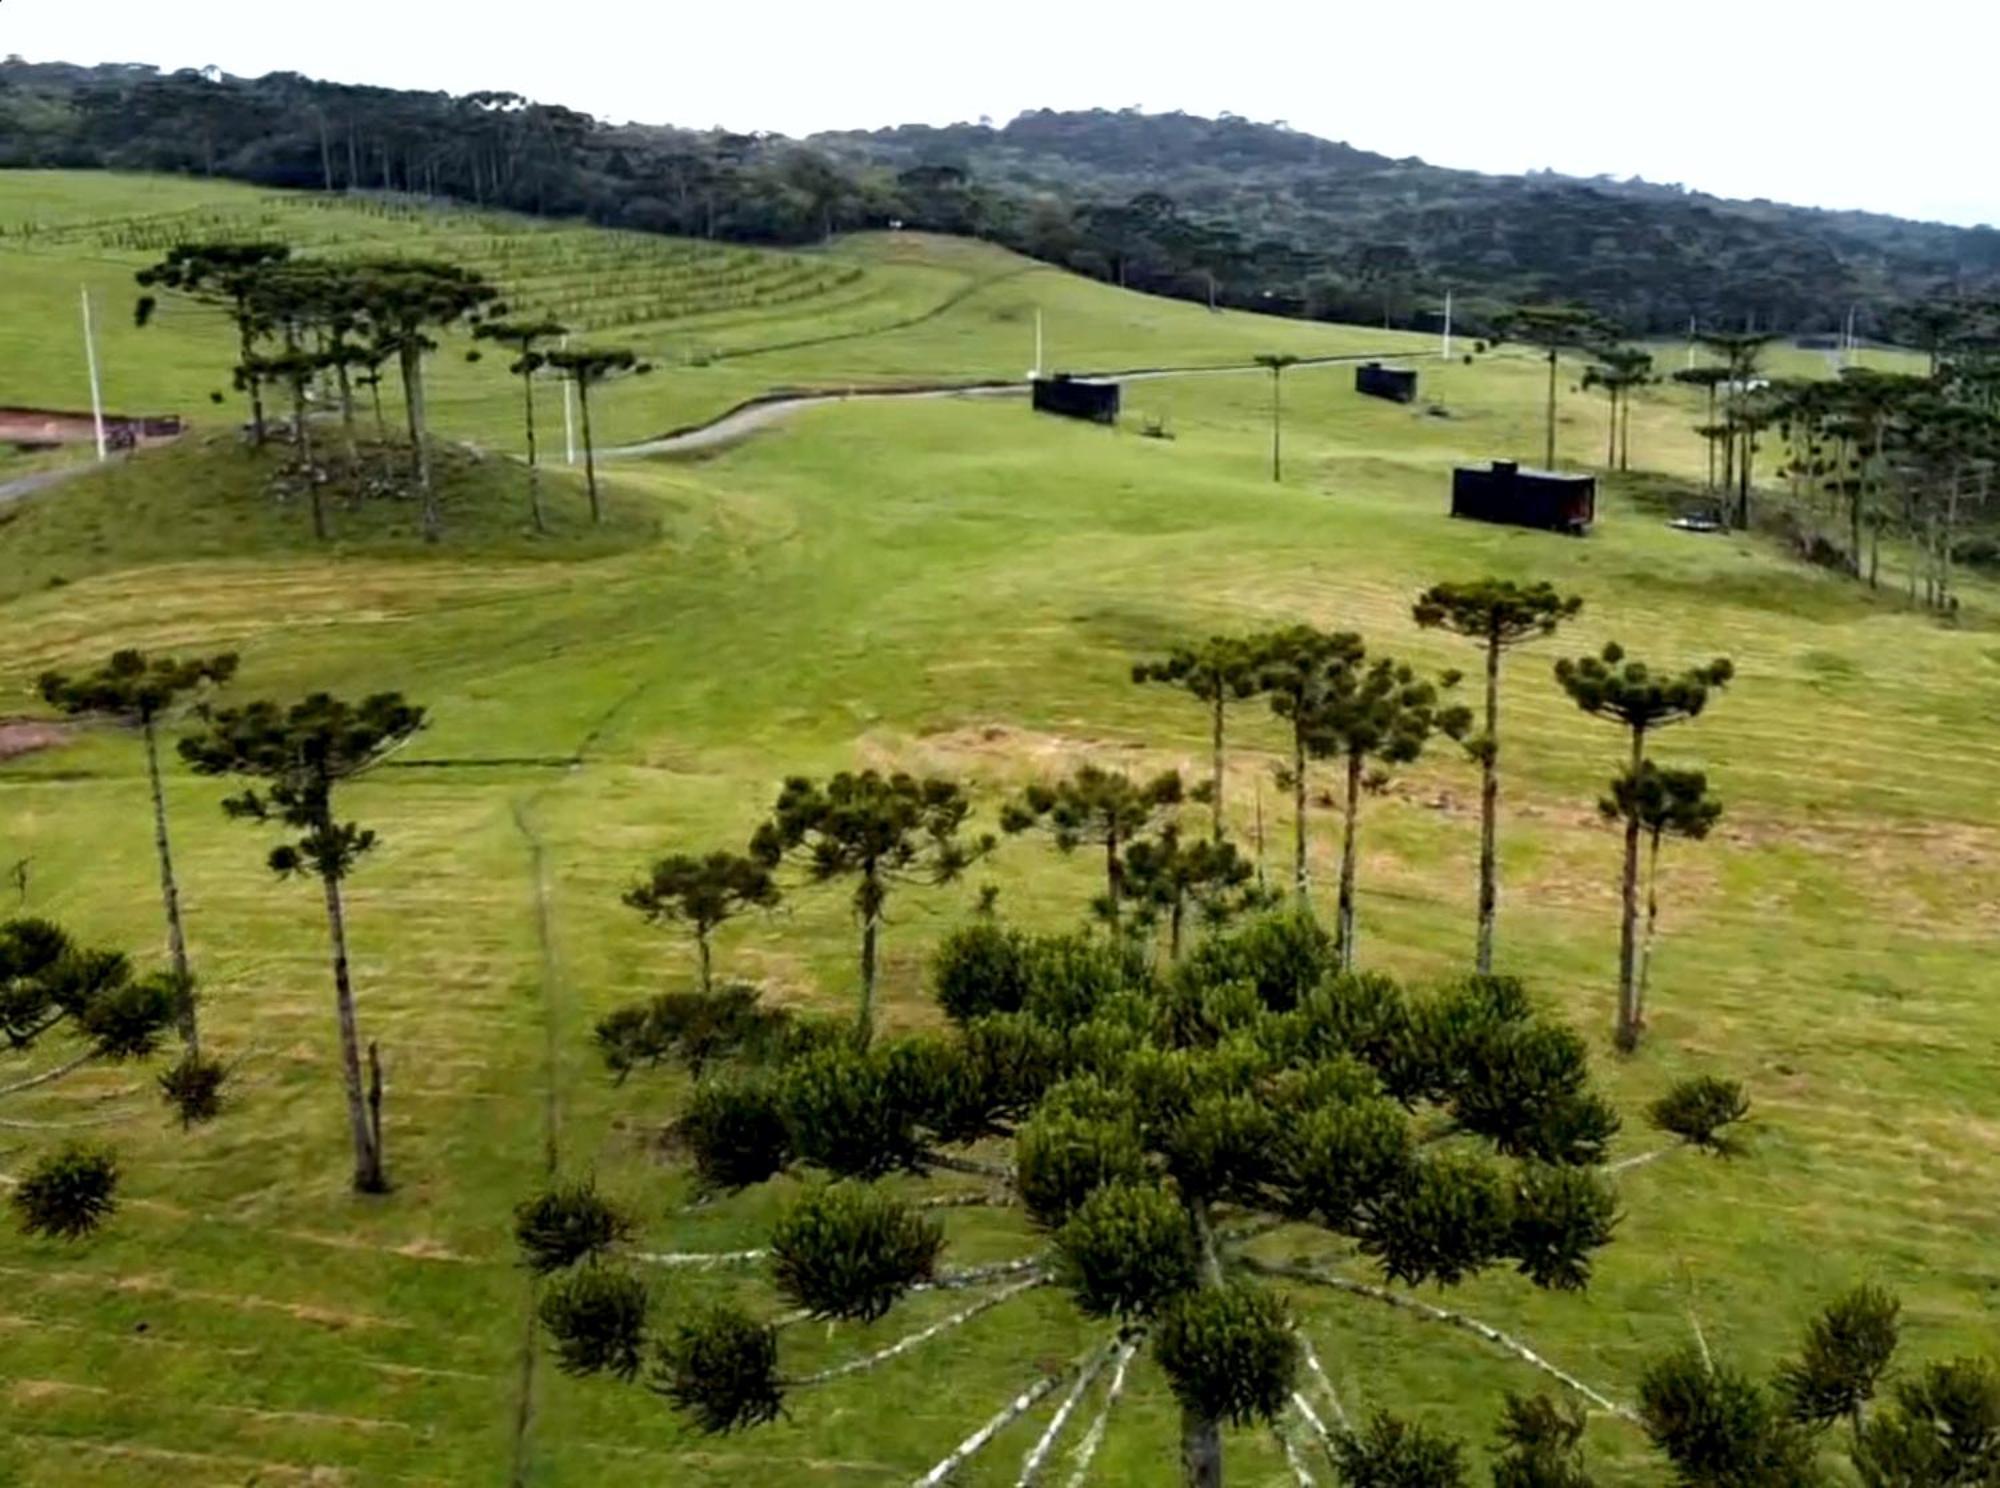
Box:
(1033, 308), (1043, 379)
(1441, 288), (1453, 360)
(81, 287), (108, 463)
(561, 334), (577, 465)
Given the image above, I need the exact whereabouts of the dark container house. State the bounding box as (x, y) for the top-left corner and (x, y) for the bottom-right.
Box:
(1355, 362), (1419, 403)
(1032, 374), (1120, 425)
(1450, 460), (1596, 534)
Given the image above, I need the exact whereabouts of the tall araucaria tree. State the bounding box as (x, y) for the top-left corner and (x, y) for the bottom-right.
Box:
(1497, 305), (1619, 470)
(473, 318), (568, 534)
(353, 260), (501, 540)
(543, 345), (654, 525)
(1413, 580), (1584, 973)
(1254, 352), (1302, 482)
(1554, 644), (1732, 1052)
(1000, 765), (1184, 930)
(180, 691), (426, 1192)
(750, 771), (993, 1046)
(37, 649), (239, 1052)
(623, 851), (780, 993)
(1582, 346), (1655, 472)
(1133, 636), (1266, 841)
(1255, 626), (1366, 903)
(1600, 763), (1721, 1039)
(135, 241), (292, 445)
(1306, 651), (1471, 969)
(520, 909), (1749, 1488)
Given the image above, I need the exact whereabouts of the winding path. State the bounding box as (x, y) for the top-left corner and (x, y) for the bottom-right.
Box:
(606, 348), (1428, 459)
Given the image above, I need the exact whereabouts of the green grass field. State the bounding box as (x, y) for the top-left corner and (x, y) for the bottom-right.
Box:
(1, 171), (1995, 1487)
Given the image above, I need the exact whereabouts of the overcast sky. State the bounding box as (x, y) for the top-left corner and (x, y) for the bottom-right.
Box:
(6, 0), (1993, 227)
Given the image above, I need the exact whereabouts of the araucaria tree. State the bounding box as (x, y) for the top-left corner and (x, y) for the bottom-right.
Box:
(623, 852), (780, 993)
(1133, 637), (1265, 840)
(1555, 644), (1733, 1051)
(1413, 580), (1584, 973)
(1001, 765), (1184, 929)
(1123, 827), (1265, 958)
(472, 318), (568, 533)
(353, 260), (501, 540)
(523, 911), (1749, 1488)
(750, 771), (992, 1045)
(1255, 626), (1366, 901)
(1601, 764), (1721, 1039)
(135, 241), (292, 444)
(1499, 305), (1618, 470)
(1254, 352), (1302, 481)
(3, 917), (193, 1238)
(543, 346), (654, 524)
(37, 649), (238, 1053)
(1306, 652), (1470, 969)
(180, 691), (426, 1192)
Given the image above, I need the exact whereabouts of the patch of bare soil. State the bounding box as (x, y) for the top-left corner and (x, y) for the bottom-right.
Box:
(0, 719), (69, 762)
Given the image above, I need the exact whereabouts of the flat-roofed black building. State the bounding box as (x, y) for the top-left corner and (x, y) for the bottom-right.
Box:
(1355, 362), (1419, 403)
(1450, 460), (1595, 535)
(1032, 374), (1120, 425)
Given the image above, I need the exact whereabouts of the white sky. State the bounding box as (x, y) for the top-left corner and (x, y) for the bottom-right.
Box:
(5, 0), (1993, 227)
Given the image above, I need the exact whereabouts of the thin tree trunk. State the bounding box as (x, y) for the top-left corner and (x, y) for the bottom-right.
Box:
(1615, 729), (1646, 1053)
(1210, 694), (1226, 843)
(578, 377), (601, 524)
(697, 931), (713, 994)
(334, 351), (359, 466)
(1180, 1411), (1223, 1488)
(856, 863), (881, 1049)
(142, 716), (197, 1053)
(1544, 347), (1558, 470)
(1620, 387), (1633, 471)
(1104, 830), (1122, 929)
(1475, 635), (1501, 974)
(522, 367), (546, 534)
(1169, 895), (1185, 961)
(1336, 751), (1363, 969)
(1638, 828), (1663, 1034)
(1606, 389), (1617, 468)
(1292, 723), (1309, 904)
(1270, 369), (1282, 483)
(1704, 384), (1716, 493)
(238, 310), (267, 447)
(401, 340), (437, 542)
(322, 869), (386, 1193)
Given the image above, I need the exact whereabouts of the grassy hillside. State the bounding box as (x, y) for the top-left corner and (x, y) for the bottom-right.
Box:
(0, 176), (1995, 1488)
(0, 172), (1429, 451)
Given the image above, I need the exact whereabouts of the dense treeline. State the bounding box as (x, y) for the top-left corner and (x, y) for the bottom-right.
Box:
(6, 60), (1999, 336)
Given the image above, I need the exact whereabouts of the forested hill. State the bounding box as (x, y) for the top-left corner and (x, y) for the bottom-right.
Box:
(5, 58), (1997, 337)
(813, 110), (2000, 335)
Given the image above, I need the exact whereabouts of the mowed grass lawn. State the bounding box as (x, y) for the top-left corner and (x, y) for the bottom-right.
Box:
(1, 182), (1996, 1487)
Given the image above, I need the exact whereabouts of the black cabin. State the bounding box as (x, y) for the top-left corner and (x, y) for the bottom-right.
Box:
(1032, 374), (1120, 425)
(1450, 461), (1596, 535)
(1355, 362), (1418, 404)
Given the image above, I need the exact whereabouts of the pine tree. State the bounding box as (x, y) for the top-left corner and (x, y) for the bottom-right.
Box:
(1001, 765), (1184, 929)
(1413, 580), (1583, 973)
(750, 771), (992, 1046)
(472, 318), (568, 533)
(623, 852), (780, 993)
(180, 691), (425, 1192)
(542, 346), (653, 524)
(1133, 637), (1266, 841)
(37, 649), (238, 1052)
(1598, 764), (1721, 1038)
(1255, 626), (1367, 904)
(1555, 645), (1733, 1051)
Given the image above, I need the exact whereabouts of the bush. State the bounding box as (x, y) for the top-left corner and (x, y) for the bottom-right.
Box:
(655, 1306), (785, 1434)
(1181, 907), (1335, 1013)
(1333, 1411), (1469, 1488)
(769, 1181), (942, 1321)
(157, 1051), (229, 1126)
(1054, 1180), (1200, 1318)
(1154, 1282), (1298, 1427)
(1648, 1076), (1751, 1152)
(680, 1072), (790, 1191)
(593, 983), (788, 1080)
(775, 1043), (925, 1179)
(932, 921), (1034, 1024)
(11, 1144), (118, 1240)
(1509, 1163), (1618, 1291)
(1637, 1347), (1814, 1486)
(1777, 1283), (1900, 1427)
(1493, 1393), (1592, 1488)
(1020, 931), (1148, 1028)
(513, 1178), (634, 1273)
(1852, 1358), (2000, 1486)
(539, 1266), (649, 1380)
